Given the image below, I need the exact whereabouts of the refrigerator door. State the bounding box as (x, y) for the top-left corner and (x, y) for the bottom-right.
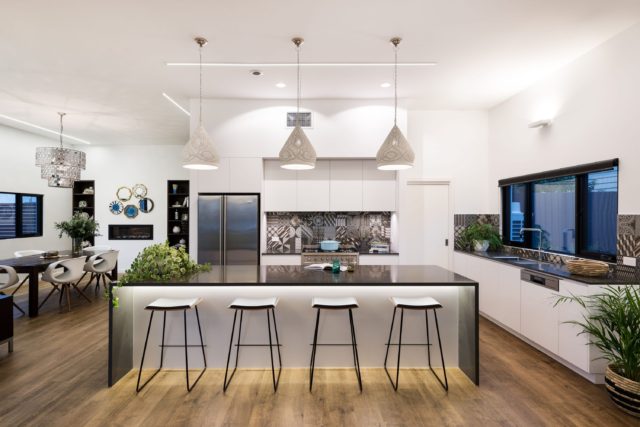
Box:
(224, 195), (259, 265)
(198, 195), (223, 265)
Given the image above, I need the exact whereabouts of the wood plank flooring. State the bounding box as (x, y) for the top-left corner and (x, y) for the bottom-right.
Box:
(0, 281), (637, 426)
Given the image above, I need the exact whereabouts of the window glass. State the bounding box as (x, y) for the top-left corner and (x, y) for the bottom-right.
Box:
(585, 168), (617, 255)
(0, 193), (17, 238)
(532, 176), (576, 253)
(508, 184), (527, 242)
(21, 195), (39, 235)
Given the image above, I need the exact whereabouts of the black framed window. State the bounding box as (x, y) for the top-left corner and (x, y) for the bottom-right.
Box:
(500, 160), (618, 262)
(0, 192), (43, 239)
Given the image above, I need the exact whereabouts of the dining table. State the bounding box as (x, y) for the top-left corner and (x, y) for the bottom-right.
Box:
(0, 249), (118, 318)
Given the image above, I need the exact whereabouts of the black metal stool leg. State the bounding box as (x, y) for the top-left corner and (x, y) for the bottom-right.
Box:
(425, 309), (432, 366)
(309, 308), (320, 392)
(348, 308), (363, 392)
(137, 310), (163, 392)
(266, 308), (280, 392)
(223, 309), (239, 392)
(271, 308), (283, 376)
(431, 309), (449, 391)
(383, 307), (398, 388)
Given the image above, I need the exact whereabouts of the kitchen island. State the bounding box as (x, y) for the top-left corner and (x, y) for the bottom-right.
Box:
(109, 265), (478, 387)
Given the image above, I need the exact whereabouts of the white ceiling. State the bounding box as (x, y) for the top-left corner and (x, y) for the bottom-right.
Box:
(1, 0), (639, 145)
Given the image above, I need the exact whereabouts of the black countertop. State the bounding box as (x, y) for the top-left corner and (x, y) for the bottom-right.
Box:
(123, 265), (475, 286)
(456, 250), (638, 285)
(262, 252), (400, 256)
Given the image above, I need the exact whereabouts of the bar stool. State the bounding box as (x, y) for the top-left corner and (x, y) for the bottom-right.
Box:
(309, 297), (362, 392)
(384, 296), (448, 391)
(136, 297), (206, 393)
(224, 297), (282, 392)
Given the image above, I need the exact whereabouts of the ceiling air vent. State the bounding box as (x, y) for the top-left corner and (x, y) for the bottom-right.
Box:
(286, 112), (312, 128)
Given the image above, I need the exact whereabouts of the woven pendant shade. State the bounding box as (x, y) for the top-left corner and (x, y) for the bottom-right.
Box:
(279, 125), (316, 170)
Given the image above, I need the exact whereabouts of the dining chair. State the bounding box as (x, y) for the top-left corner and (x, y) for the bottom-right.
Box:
(80, 250), (119, 293)
(0, 265), (25, 315)
(40, 257), (90, 312)
(11, 250), (45, 301)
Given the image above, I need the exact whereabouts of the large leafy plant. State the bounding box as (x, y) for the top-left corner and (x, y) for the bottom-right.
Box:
(556, 285), (640, 381)
(111, 242), (210, 307)
(55, 212), (100, 239)
(459, 223), (502, 251)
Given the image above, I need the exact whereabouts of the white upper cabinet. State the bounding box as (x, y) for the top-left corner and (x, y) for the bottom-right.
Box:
(362, 160), (396, 211)
(297, 160), (331, 211)
(264, 160), (297, 212)
(229, 158), (263, 193)
(330, 160), (363, 211)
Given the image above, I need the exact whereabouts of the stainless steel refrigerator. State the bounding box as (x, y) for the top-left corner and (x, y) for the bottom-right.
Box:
(198, 194), (260, 265)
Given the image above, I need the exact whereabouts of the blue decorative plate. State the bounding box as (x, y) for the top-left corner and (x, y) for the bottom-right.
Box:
(109, 200), (124, 215)
(123, 204), (139, 219)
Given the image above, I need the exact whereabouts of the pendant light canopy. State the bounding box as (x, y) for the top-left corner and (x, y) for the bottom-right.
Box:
(35, 112), (86, 188)
(279, 37), (316, 170)
(376, 37), (415, 171)
(182, 37), (219, 170)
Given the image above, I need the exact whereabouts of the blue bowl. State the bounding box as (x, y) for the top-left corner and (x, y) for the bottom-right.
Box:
(320, 240), (340, 251)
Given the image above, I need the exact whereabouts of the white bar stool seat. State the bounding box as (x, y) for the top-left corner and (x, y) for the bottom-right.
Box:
(136, 296), (206, 393)
(311, 296), (359, 309)
(390, 296), (442, 309)
(228, 297), (278, 310)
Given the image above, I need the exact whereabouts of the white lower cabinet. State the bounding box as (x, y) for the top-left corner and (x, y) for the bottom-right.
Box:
(359, 255), (399, 266)
(493, 265), (521, 332)
(261, 255), (301, 266)
(520, 280), (559, 354)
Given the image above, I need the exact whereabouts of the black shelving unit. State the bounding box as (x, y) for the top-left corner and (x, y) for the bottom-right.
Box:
(72, 180), (96, 246)
(167, 180), (190, 253)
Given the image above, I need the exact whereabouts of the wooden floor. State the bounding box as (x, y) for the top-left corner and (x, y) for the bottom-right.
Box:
(0, 281), (636, 427)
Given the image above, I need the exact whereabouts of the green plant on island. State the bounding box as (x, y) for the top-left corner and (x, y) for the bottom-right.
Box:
(459, 223), (502, 251)
(555, 285), (640, 382)
(54, 211), (100, 239)
(109, 242), (210, 307)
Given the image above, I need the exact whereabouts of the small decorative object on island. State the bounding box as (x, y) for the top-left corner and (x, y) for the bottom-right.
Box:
(54, 212), (100, 255)
(556, 286), (640, 418)
(459, 223), (502, 252)
(112, 242), (210, 307)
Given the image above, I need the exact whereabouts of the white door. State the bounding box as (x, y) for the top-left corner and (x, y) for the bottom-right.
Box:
(405, 183), (450, 268)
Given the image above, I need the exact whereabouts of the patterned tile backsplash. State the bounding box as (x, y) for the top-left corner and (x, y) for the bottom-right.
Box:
(266, 212), (391, 253)
(453, 214), (500, 250)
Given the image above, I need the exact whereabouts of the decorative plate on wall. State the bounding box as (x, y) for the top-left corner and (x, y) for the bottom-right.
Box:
(123, 204), (139, 219)
(109, 200), (124, 215)
(138, 198), (154, 213)
(132, 183), (148, 199)
(116, 186), (132, 202)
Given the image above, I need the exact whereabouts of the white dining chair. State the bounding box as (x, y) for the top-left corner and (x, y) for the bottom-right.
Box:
(81, 250), (119, 293)
(11, 250), (45, 299)
(40, 256), (90, 312)
(0, 265), (25, 315)
(84, 245), (111, 252)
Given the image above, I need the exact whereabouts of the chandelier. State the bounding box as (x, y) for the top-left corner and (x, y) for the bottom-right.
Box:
(35, 113), (86, 188)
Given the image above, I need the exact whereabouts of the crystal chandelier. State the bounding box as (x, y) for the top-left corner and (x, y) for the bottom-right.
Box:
(182, 37), (220, 170)
(376, 38), (415, 170)
(279, 37), (316, 170)
(35, 113), (86, 188)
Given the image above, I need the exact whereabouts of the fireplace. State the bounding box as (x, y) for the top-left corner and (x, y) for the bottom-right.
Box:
(108, 224), (153, 240)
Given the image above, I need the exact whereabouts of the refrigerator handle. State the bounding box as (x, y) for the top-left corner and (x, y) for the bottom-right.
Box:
(222, 196), (227, 266)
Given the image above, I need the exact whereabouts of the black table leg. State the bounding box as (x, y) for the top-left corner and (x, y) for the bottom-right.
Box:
(28, 269), (39, 318)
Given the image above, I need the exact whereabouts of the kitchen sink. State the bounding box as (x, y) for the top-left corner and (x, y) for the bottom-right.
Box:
(492, 255), (543, 266)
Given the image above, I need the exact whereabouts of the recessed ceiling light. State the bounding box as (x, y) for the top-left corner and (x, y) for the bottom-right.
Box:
(0, 113), (92, 145)
(250, 70), (264, 76)
(380, 82), (391, 88)
(275, 82), (286, 88)
(162, 93), (191, 116)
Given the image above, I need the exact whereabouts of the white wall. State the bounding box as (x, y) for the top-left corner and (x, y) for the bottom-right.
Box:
(0, 126), (72, 258)
(83, 145), (188, 269)
(488, 23), (640, 213)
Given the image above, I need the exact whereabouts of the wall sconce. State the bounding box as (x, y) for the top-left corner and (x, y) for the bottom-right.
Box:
(528, 119), (552, 128)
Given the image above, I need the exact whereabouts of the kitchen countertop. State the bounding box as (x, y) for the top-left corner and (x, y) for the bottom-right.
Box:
(262, 252), (400, 256)
(456, 249), (638, 285)
(121, 265), (473, 286)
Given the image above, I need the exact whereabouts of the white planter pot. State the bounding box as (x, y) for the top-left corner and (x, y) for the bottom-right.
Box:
(474, 240), (490, 252)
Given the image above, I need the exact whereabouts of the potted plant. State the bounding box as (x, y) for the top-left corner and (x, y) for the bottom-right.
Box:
(556, 286), (640, 417)
(460, 223), (502, 252)
(54, 212), (100, 255)
(111, 242), (210, 307)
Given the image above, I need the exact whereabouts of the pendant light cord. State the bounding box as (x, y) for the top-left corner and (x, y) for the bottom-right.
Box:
(199, 42), (203, 126)
(296, 42), (301, 127)
(59, 112), (65, 148)
(394, 43), (398, 126)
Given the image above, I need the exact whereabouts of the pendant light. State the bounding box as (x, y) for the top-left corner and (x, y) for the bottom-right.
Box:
(35, 112), (86, 188)
(182, 37), (220, 170)
(376, 37), (415, 170)
(279, 37), (316, 170)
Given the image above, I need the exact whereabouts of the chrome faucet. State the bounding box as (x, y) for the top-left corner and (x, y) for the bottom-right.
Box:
(520, 228), (543, 260)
